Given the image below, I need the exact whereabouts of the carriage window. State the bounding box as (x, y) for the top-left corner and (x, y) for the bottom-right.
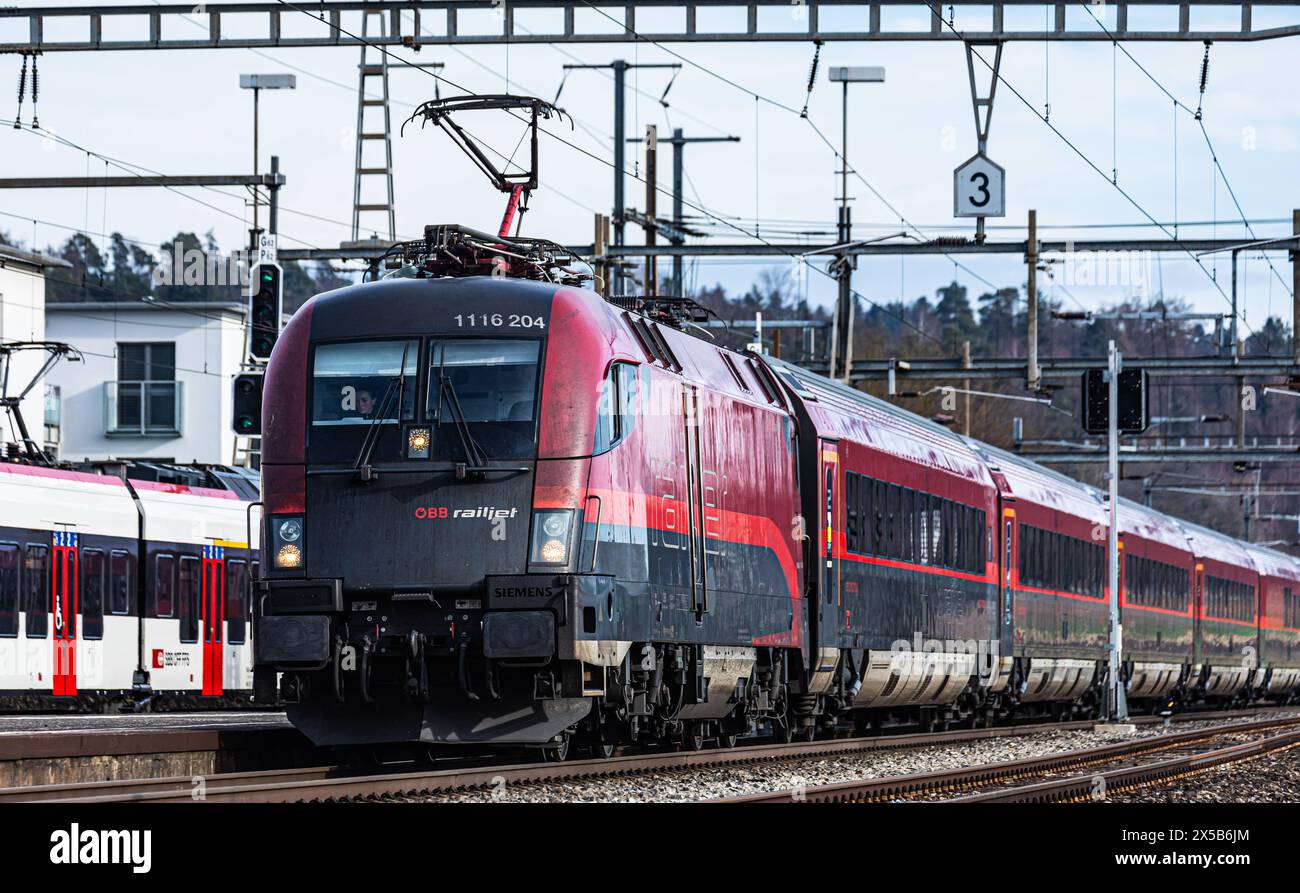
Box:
(82, 549), (105, 640)
(0, 543), (17, 637)
(109, 550), (132, 615)
(594, 363), (639, 454)
(153, 554), (175, 618)
(312, 339), (419, 426)
(227, 559), (249, 645)
(178, 556), (199, 643)
(24, 545), (48, 638)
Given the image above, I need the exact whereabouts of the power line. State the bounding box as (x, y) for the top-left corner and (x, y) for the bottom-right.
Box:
(928, 4), (1258, 339)
(272, 0), (949, 347)
(1076, 1), (1293, 303)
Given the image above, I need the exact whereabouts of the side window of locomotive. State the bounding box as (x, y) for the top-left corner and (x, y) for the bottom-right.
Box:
(178, 556), (200, 643)
(153, 554), (176, 618)
(226, 560), (249, 645)
(428, 339), (542, 460)
(312, 339), (419, 427)
(24, 544), (48, 638)
(82, 549), (105, 640)
(109, 550), (133, 615)
(594, 362), (640, 454)
(0, 543), (17, 637)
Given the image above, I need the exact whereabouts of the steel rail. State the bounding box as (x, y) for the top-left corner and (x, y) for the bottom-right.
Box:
(953, 726), (1300, 803)
(706, 715), (1300, 803)
(6, 708), (1290, 804)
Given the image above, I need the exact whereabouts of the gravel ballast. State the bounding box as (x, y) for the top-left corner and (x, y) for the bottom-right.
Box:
(414, 710), (1300, 803)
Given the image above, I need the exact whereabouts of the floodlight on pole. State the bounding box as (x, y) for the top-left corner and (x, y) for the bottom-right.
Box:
(826, 65), (885, 382)
(240, 74), (297, 248)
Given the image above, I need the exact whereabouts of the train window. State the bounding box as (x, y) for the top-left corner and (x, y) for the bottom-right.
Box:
(939, 500), (953, 568)
(81, 549), (105, 640)
(886, 484), (901, 559)
(312, 339), (418, 427)
(153, 554), (176, 618)
(428, 339), (542, 460)
(227, 560), (249, 645)
(109, 550), (133, 615)
(902, 489), (915, 562)
(845, 473), (861, 554)
(920, 496), (930, 566)
(594, 363), (639, 454)
(178, 557), (200, 644)
(24, 545), (48, 638)
(0, 543), (17, 637)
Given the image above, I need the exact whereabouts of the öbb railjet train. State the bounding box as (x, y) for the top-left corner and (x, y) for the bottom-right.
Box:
(254, 246), (1300, 754)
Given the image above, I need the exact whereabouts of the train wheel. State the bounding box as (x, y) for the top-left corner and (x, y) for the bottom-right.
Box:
(584, 742), (616, 759)
(718, 730), (739, 749)
(541, 734), (571, 762)
(679, 722), (705, 751)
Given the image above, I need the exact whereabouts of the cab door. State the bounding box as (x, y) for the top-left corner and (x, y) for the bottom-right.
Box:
(999, 503), (1016, 653)
(682, 386), (708, 618)
(51, 530), (78, 696)
(201, 545), (225, 696)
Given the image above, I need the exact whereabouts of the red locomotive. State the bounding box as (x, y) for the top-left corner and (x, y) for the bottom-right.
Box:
(253, 225), (1300, 756)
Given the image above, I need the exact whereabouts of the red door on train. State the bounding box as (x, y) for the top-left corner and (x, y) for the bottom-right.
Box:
(202, 545), (226, 696)
(51, 530), (78, 696)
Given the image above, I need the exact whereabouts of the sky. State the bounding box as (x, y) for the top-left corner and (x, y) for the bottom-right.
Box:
(3, 2), (1299, 337)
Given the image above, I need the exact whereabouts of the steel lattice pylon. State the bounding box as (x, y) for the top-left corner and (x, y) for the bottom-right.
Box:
(351, 3), (397, 244)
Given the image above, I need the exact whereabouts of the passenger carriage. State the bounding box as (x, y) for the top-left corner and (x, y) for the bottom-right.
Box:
(0, 461), (258, 708)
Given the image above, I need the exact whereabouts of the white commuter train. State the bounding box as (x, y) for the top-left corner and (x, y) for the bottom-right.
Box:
(0, 460), (260, 709)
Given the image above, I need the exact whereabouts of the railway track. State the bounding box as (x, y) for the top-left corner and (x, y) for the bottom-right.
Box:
(1, 708), (1292, 803)
(708, 715), (1300, 803)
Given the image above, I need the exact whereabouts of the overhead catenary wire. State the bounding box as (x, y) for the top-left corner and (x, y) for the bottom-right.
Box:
(928, 4), (1258, 339)
(272, 0), (951, 347)
(1076, 2), (1293, 303)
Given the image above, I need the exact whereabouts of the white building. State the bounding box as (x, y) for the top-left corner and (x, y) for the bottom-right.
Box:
(0, 245), (66, 455)
(44, 301), (249, 465)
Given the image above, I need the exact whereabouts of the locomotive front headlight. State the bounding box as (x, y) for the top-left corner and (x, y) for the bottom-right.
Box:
(407, 427), (431, 459)
(272, 514), (306, 570)
(530, 509), (574, 565)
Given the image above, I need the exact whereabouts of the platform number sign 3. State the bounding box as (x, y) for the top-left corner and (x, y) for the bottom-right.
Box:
(953, 153), (1006, 218)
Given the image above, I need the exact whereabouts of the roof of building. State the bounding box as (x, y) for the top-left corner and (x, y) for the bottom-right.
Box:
(0, 244), (72, 270)
(46, 300), (246, 314)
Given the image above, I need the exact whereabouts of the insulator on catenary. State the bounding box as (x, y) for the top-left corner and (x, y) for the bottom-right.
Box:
(800, 40), (823, 118)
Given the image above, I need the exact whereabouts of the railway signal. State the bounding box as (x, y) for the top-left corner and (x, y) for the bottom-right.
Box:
(247, 260), (283, 361)
(232, 372), (263, 436)
(1082, 368), (1150, 435)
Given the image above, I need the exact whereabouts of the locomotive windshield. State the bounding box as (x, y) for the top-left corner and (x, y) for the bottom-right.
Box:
(428, 339), (540, 460)
(311, 339), (419, 426)
(307, 337), (540, 464)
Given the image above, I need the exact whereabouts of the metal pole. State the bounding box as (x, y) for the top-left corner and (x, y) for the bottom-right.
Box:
(269, 155), (279, 236)
(672, 127), (684, 293)
(832, 79), (852, 380)
(963, 339), (972, 437)
(613, 60), (626, 293)
(1294, 209), (1300, 364)
(1231, 249), (1239, 359)
(1026, 209), (1040, 391)
(645, 125), (657, 297)
(1107, 340), (1128, 722)
(593, 212), (607, 296)
(251, 85), (260, 250)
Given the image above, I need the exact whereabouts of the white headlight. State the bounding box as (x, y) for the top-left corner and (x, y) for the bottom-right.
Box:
(278, 519), (302, 543)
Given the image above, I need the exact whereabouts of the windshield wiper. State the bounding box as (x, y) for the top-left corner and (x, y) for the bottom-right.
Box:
(436, 368), (489, 475)
(353, 342), (411, 479)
